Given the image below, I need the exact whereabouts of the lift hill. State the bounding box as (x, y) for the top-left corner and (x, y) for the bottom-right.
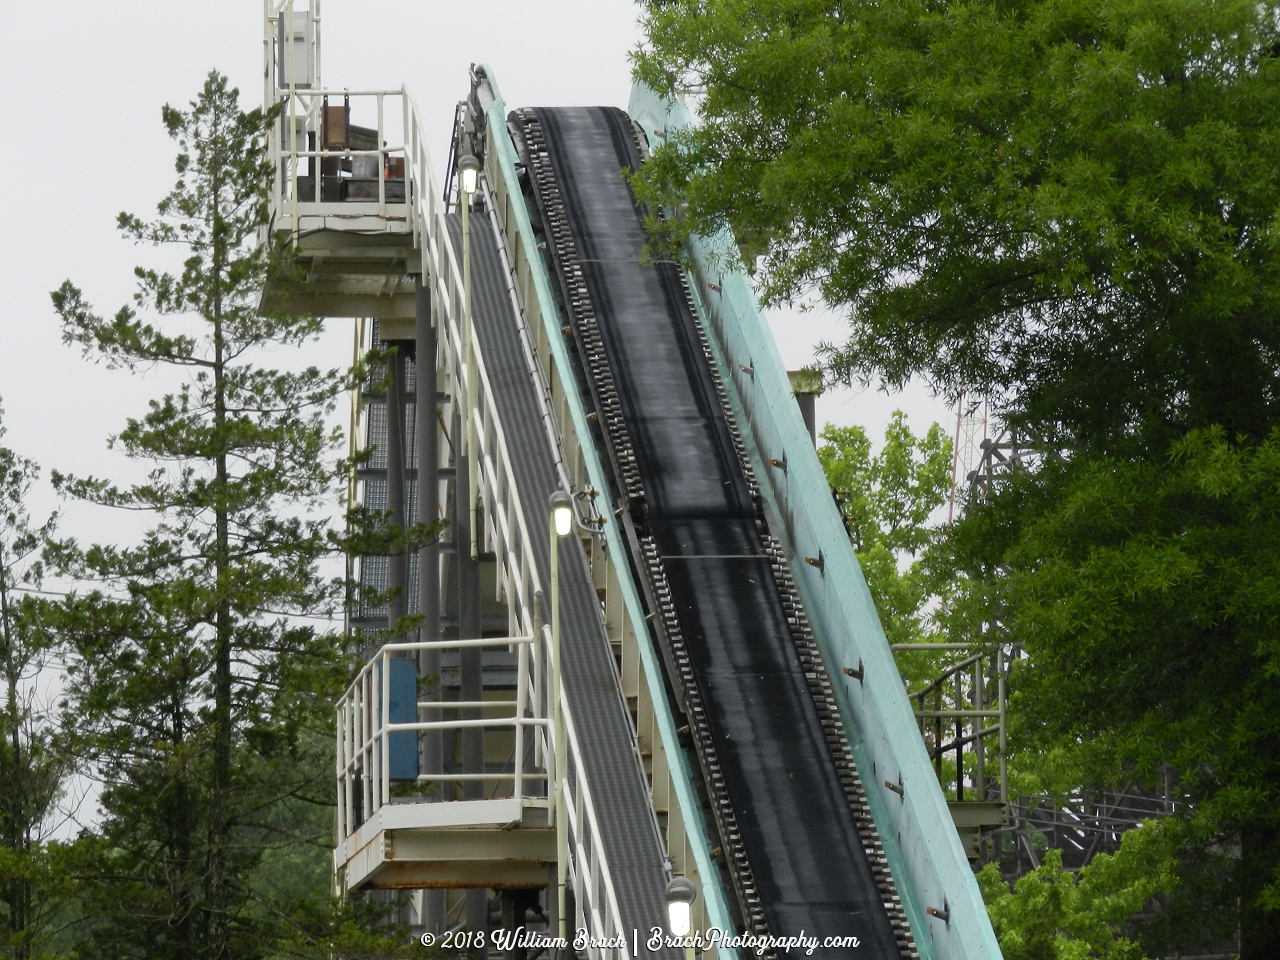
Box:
(258, 3), (1002, 958)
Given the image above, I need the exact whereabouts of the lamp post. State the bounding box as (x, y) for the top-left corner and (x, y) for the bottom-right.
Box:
(457, 144), (480, 561)
(665, 875), (697, 960)
(455, 139), (488, 940)
(548, 492), (573, 940)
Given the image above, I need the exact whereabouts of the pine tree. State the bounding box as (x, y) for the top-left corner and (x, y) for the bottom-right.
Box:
(0, 408), (78, 960)
(48, 71), (354, 960)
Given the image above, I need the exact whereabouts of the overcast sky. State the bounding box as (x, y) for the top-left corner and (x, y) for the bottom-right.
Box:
(0, 1), (951, 551)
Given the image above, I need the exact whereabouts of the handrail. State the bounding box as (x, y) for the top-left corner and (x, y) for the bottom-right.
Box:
(335, 633), (554, 841)
(555, 627), (625, 955)
(401, 83), (545, 634)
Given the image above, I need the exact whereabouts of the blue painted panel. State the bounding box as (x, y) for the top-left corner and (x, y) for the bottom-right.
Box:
(380, 658), (419, 782)
(629, 82), (1002, 960)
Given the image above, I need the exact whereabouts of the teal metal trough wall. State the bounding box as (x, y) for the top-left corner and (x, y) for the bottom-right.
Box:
(628, 83), (1003, 960)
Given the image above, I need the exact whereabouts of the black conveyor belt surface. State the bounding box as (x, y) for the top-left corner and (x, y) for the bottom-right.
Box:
(447, 215), (676, 951)
(532, 107), (901, 956)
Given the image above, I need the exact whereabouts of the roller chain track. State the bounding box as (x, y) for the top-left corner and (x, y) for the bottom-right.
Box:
(512, 106), (918, 960)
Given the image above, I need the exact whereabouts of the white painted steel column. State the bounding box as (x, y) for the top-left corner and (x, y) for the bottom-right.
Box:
(549, 497), (569, 941)
(461, 167), (480, 561)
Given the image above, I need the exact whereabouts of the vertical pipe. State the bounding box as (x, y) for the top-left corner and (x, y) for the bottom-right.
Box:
(455, 405), (486, 937)
(341, 706), (351, 841)
(360, 674), (369, 819)
(415, 280), (446, 934)
(286, 0), (298, 237)
(346, 701), (355, 829)
(313, 0), (321, 90)
(262, 0), (269, 120)
(380, 650), (390, 809)
(975, 656), (986, 800)
(998, 646), (1008, 803)
(934, 686), (943, 782)
(551, 514), (566, 941)
(956, 671), (964, 802)
(386, 348), (408, 633)
(334, 704), (343, 842)
(514, 640), (527, 799)
(500, 893), (516, 960)
(533, 627), (544, 768)
(377, 93), (385, 213)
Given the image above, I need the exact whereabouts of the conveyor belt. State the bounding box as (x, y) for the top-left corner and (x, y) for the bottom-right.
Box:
(447, 214), (677, 952)
(515, 105), (918, 958)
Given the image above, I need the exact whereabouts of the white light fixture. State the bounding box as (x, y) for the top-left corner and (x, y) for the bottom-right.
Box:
(551, 492), (573, 538)
(457, 150), (480, 196)
(665, 875), (696, 937)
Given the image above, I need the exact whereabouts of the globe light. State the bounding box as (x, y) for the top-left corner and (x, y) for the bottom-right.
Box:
(551, 492), (573, 538)
(665, 875), (696, 937)
(457, 150), (479, 195)
(669, 900), (691, 938)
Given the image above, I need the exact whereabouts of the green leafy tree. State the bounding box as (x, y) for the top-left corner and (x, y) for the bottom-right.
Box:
(949, 426), (1280, 953)
(977, 820), (1180, 960)
(47, 72), (355, 960)
(0, 410), (82, 960)
(633, 0), (1280, 454)
(817, 412), (952, 684)
(635, 2), (1280, 952)
(271, 893), (453, 960)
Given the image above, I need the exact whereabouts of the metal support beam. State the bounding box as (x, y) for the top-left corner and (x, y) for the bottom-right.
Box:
(974, 660), (986, 799)
(454, 407), (484, 799)
(415, 278), (447, 932)
(453, 405), (487, 936)
(387, 347), (408, 633)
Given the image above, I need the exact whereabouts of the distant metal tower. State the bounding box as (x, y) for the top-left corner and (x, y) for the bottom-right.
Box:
(947, 391), (989, 523)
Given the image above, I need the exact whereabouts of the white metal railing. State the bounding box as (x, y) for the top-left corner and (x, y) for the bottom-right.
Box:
(264, 6), (544, 640)
(335, 632), (554, 840)
(561, 688), (627, 958)
(265, 2), (407, 232)
(271, 86), (410, 227)
(409, 85), (545, 640)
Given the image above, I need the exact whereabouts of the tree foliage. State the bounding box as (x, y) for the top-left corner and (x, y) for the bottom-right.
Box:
(633, 0), (1280, 453)
(817, 413), (953, 684)
(977, 820), (1180, 960)
(951, 426), (1280, 949)
(635, 1), (1280, 952)
(48, 72), (354, 960)
(0, 410), (82, 960)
